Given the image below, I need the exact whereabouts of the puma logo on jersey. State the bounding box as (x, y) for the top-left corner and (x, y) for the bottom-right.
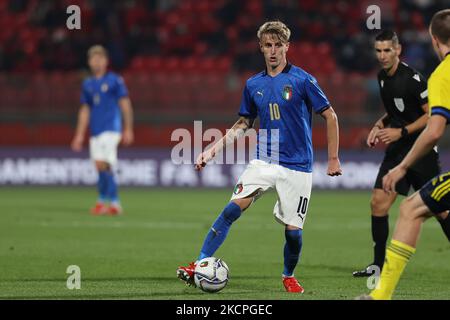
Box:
(256, 91), (264, 97)
(298, 213), (305, 222)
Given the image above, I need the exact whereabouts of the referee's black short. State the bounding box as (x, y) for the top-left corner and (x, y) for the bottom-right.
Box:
(420, 171), (450, 214)
(374, 149), (440, 196)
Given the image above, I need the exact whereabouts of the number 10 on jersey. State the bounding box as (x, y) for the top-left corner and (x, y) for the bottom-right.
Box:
(269, 103), (280, 120)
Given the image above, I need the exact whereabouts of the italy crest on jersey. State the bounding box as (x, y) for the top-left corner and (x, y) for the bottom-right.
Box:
(101, 83), (109, 92)
(233, 183), (243, 195)
(282, 85), (293, 100)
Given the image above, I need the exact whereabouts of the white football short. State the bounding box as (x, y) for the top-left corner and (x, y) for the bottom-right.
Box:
(230, 159), (312, 229)
(89, 131), (121, 166)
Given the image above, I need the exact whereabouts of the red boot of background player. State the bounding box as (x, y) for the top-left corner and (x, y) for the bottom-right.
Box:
(107, 203), (123, 216)
(90, 202), (108, 215)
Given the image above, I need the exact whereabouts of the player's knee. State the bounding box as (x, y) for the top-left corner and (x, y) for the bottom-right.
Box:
(437, 210), (449, 220)
(232, 197), (253, 212)
(95, 161), (110, 171)
(285, 227), (302, 242)
(370, 194), (390, 215)
(223, 202), (242, 222)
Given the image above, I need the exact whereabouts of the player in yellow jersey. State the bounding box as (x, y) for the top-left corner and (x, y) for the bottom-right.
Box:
(356, 9), (450, 300)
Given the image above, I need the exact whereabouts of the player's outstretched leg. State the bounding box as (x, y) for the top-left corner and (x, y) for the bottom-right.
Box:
(357, 193), (430, 300)
(353, 189), (396, 277)
(177, 201), (243, 286)
(282, 228), (304, 293)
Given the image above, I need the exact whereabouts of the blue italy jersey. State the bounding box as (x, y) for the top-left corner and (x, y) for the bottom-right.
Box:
(80, 72), (128, 136)
(238, 63), (330, 172)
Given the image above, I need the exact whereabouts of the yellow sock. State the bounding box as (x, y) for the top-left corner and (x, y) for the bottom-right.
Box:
(370, 239), (416, 300)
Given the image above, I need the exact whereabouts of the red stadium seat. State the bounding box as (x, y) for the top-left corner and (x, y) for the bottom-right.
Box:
(164, 57), (182, 73)
(215, 57), (232, 74)
(312, 127), (328, 149)
(297, 42), (314, 56)
(317, 42), (331, 56)
(130, 57), (146, 71)
(0, 123), (30, 145)
(198, 58), (216, 74)
(33, 124), (74, 145)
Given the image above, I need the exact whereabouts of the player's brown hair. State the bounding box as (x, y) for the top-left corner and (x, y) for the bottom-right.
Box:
(257, 21), (291, 43)
(430, 9), (450, 45)
(87, 45), (109, 58)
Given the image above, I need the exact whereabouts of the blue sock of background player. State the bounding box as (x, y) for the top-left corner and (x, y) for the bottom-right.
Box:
(105, 170), (120, 206)
(198, 202), (242, 261)
(97, 171), (108, 203)
(283, 229), (303, 277)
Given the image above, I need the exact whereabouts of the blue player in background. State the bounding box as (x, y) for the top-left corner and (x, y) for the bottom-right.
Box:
(177, 21), (342, 293)
(71, 45), (134, 216)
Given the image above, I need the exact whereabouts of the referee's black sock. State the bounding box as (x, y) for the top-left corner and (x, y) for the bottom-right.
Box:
(372, 215), (389, 268)
(437, 212), (450, 242)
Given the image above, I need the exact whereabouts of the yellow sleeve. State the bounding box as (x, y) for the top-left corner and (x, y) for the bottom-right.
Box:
(428, 71), (450, 121)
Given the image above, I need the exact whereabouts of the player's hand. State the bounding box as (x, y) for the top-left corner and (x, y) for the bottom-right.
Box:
(122, 129), (134, 146)
(382, 165), (407, 194)
(194, 149), (216, 171)
(327, 158), (342, 177)
(367, 126), (381, 147)
(71, 135), (84, 152)
(377, 128), (401, 145)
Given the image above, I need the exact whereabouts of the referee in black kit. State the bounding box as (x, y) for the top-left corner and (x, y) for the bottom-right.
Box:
(353, 30), (450, 277)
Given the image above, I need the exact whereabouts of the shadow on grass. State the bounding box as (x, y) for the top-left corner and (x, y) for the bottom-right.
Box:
(2, 288), (264, 300)
(1, 276), (277, 299)
(2, 292), (206, 300)
(303, 264), (355, 274)
(10, 275), (277, 283)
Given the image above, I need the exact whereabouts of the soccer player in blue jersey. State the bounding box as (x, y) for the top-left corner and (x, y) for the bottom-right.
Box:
(177, 21), (342, 293)
(71, 45), (134, 215)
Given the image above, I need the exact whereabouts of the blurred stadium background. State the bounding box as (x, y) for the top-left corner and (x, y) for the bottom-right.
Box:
(1, 0), (450, 188)
(2, 0), (450, 301)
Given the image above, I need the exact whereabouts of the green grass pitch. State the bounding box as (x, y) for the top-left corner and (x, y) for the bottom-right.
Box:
(1, 187), (449, 300)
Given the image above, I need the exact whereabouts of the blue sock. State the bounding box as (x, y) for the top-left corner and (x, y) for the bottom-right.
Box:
(198, 202), (242, 260)
(283, 229), (303, 277)
(104, 170), (119, 204)
(97, 171), (108, 202)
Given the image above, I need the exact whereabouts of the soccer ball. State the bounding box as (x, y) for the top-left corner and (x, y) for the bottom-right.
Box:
(194, 257), (229, 293)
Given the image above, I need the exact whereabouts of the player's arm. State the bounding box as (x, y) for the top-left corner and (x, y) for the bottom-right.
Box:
(383, 114), (447, 192)
(404, 104), (429, 134)
(195, 116), (254, 171)
(71, 104), (90, 152)
(367, 113), (389, 147)
(119, 97), (134, 146)
(319, 106), (342, 176)
(377, 104), (429, 145)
